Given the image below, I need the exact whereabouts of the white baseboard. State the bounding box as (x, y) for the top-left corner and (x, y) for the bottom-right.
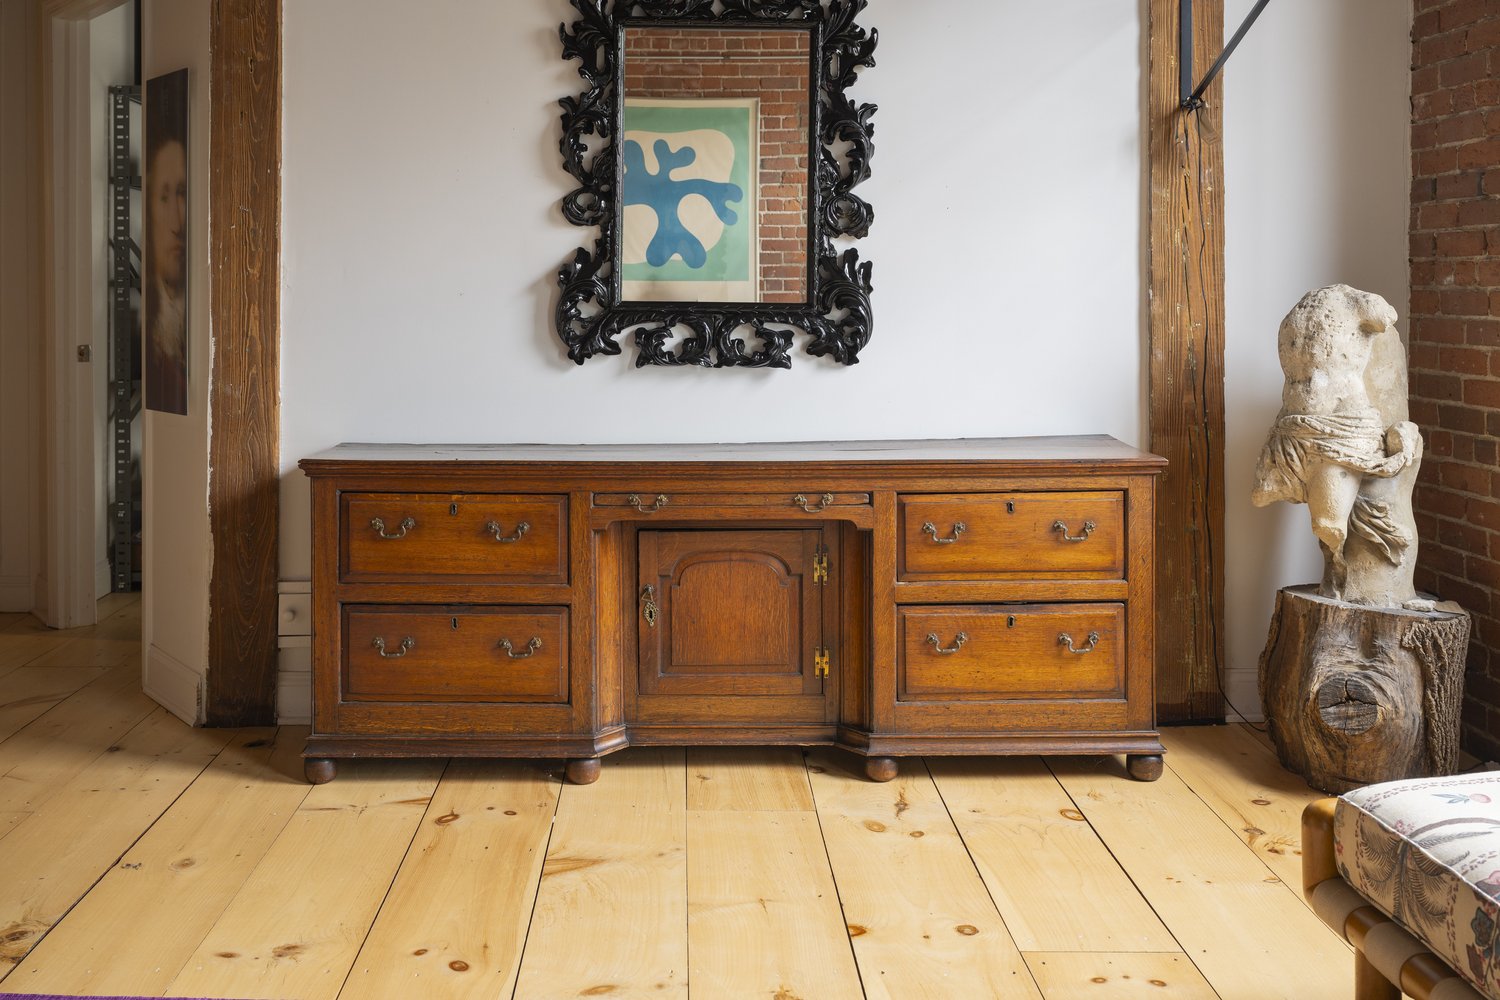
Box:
(144, 644), (204, 726)
(0, 574), (30, 613)
(278, 669), (312, 725)
(95, 558), (111, 601)
(1221, 666), (1264, 724)
(277, 644), (312, 724)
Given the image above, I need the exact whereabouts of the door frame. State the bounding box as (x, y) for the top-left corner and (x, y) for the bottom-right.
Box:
(37, 0), (129, 628)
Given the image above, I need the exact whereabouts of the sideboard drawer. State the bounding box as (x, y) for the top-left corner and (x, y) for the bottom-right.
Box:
(898, 492), (1125, 581)
(343, 605), (569, 703)
(897, 604), (1124, 702)
(341, 493), (567, 584)
(595, 492), (871, 512)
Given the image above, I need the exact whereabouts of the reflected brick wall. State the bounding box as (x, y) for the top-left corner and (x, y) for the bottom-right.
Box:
(624, 27), (811, 304)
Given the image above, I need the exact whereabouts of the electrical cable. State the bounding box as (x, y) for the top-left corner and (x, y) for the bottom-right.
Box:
(1184, 100), (1269, 734)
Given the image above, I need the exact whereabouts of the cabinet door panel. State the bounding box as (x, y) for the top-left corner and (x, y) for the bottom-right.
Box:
(639, 530), (822, 698)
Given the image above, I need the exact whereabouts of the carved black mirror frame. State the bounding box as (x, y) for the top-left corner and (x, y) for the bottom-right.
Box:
(556, 0), (876, 369)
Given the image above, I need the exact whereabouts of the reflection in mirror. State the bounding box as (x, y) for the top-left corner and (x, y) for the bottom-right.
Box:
(621, 27), (812, 305)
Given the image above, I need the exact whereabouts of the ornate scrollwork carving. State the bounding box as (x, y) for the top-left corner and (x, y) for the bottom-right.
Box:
(556, 0), (877, 368)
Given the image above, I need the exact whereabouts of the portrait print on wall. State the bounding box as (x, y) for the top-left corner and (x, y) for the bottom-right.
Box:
(144, 68), (188, 415)
(621, 97), (759, 303)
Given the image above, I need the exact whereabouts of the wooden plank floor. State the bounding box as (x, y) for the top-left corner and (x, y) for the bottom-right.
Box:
(0, 597), (1357, 998)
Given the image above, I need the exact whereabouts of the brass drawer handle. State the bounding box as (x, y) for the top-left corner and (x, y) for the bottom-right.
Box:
(370, 516), (416, 540)
(629, 494), (669, 514)
(921, 521), (967, 544)
(372, 636), (415, 658)
(499, 637), (543, 659)
(1052, 519), (1096, 543)
(641, 585), (658, 628)
(1058, 631), (1101, 655)
(485, 520), (531, 543)
(926, 632), (968, 655)
(793, 493), (834, 513)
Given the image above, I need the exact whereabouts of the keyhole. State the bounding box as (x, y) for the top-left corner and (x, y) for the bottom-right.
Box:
(451, 618), (459, 631)
(1006, 501), (1016, 514)
(1007, 615), (1017, 628)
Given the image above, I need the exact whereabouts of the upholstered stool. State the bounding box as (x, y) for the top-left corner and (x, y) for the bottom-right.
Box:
(1304, 774), (1500, 999)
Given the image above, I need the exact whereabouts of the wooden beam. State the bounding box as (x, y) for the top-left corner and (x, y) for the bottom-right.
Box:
(205, 0), (281, 726)
(1148, 0), (1226, 722)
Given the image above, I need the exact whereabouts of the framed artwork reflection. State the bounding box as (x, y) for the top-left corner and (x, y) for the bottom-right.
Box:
(144, 68), (188, 415)
(621, 97), (759, 303)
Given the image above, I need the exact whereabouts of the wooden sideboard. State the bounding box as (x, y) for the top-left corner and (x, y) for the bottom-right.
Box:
(299, 437), (1167, 785)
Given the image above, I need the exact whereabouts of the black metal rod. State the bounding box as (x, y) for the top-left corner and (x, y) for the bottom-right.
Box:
(1183, 0), (1271, 109)
(1180, 0), (1194, 107)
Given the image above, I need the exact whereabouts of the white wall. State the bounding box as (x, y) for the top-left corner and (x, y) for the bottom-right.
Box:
(1222, 0), (1412, 719)
(141, 0), (211, 724)
(0, 0), (41, 613)
(90, 1), (135, 600)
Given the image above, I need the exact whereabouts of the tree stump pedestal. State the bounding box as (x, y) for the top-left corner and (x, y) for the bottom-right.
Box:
(1259, 585), (1471, 794)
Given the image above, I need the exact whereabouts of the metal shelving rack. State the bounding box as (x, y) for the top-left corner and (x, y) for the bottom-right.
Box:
(108, 84), (141, 593)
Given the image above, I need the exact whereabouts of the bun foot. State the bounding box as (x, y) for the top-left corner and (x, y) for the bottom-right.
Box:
(1127, 753), (1164, 782)
(304, 758), (337, 784)
(864, 757), (899, 783)
(565, 758), (602, 785)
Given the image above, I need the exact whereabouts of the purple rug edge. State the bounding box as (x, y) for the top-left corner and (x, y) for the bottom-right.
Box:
(0, 994), (247, 999)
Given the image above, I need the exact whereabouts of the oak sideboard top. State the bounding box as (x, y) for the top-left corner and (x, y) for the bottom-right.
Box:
(300, 435), (1168, 476)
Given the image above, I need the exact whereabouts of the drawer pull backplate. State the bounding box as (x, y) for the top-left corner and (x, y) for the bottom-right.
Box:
(926, 631), (969, 655)
(629, 494), (670, 514)
(793, 493), (835, 513)
(921, 521), (967, 544)
(485, 520), (531, 543)
(373, 636), (415, 658)
(1052, 519), (1096, 543)
(370, 516), (416, 540)
(1058, 631), (1101, 655)
(499, 637), (543, 659)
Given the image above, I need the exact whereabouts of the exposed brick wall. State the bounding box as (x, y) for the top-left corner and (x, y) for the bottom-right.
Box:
(1409, 0), (1500, 759)
(624, 27), (811, 303)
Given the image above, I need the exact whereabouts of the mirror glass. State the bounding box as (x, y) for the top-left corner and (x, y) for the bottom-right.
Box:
(620, 26), (813, 305)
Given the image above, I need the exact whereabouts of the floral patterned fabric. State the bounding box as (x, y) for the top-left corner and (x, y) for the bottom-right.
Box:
(1336, 773), (1500, 999)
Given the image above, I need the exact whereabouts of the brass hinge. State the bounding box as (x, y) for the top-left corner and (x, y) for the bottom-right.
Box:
(814, 646), (831, 678)
(813, 546), (829, 585)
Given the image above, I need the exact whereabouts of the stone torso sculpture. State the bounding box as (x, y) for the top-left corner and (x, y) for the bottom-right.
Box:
(1254, 285), (1471, 793)
(1251, 284), (1424, 609)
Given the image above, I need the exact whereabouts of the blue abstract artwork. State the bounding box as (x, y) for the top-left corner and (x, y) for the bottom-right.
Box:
(623, 139), (743, 269)
(621, 98), (758, 302)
